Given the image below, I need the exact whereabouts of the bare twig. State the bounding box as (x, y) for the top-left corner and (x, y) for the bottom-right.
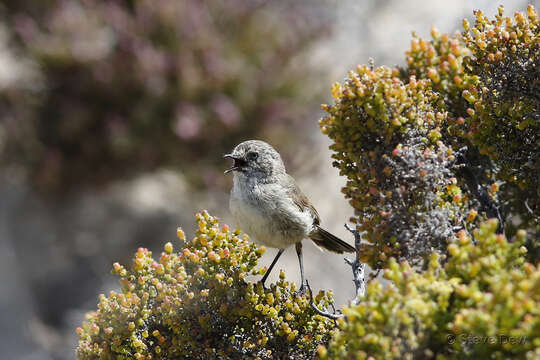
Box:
(307, 223), (367, 321)
(524, 199), (534, 216)
(344, 223), (366, 305)
(306, 280), (343, 321)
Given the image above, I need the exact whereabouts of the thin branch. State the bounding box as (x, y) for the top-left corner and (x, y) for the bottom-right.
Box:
(307, 223), (367, 321)
(344, 223), (366, 305)
(524, 199), (534, 216)
(307, 280), (343, 320)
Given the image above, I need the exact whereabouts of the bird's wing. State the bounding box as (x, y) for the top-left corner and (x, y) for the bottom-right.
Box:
(284, 174), (320, 225)
(284, 175), (355, 253)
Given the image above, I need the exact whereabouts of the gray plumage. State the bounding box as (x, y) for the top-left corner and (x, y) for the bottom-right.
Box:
(224, 140), (354, 289)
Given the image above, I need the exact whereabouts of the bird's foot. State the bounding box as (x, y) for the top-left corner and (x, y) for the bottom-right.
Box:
(257, 280), (269, 291)
(294, 282), (308, 297)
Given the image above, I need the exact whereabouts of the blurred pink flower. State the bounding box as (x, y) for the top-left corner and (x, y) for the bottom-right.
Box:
(173, 104), (202, 140)
(211, 95), (240, 128)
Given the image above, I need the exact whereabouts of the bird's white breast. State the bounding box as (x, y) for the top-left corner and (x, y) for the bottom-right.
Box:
(230, 175), (312, 249)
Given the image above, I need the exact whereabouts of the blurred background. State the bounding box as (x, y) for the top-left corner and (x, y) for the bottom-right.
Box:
(0, 0), (536, 358)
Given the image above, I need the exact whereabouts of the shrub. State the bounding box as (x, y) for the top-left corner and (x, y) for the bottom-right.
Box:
(320, 5), (539, 269)
(319, 62), (475, 270)
(461, 6), (540, 232)
(76, 211), (334, 359)
(322, 219), (540, 360)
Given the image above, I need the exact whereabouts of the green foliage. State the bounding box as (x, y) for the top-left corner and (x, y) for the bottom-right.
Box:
(320, 5), (539, 269)
(319, 63), (474, 269)
(461, 6), (540, 229)
(404, 27), (474, 140)
(322, 219), (540, 360)
(0, 0), (327, 194)
(76, 211), (334, 359)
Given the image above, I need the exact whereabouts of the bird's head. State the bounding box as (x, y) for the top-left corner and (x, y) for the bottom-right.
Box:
(224, 140), (285, 180)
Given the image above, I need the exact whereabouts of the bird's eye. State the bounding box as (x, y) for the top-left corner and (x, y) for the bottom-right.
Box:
(247, 151), (258, 161)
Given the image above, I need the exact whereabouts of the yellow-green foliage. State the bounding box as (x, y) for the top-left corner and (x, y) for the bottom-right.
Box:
(406, 27), (472, 115)
(404, 27), (475, 144)
(76, 211), (334, 359)
(322, 219), (540, 360)
(462, 6), (540, 225)
(320, 6), (539, 269)
(319, 63), (473, 270)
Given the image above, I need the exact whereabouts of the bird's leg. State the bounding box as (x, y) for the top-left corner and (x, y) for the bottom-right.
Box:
(260, 248), (284, 288)
(295, 242), (307, 295)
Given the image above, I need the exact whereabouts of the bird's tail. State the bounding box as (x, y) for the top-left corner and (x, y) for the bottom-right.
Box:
(309, 226), (355, 254)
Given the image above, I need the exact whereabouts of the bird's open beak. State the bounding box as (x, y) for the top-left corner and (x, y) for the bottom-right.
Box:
(223, 154), (246, 174)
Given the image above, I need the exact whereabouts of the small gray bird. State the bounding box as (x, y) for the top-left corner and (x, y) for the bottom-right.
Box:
(224, 140), (355, 292)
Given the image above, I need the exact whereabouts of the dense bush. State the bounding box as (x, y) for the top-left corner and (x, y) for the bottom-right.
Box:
(0, 0), (328, 194)
(461, 7), (539, 232)
(77, 217), (539, 359)
(323, 219), (540, 359)
(319, 57), (476, 270)
(77, 211), (334, 359)
(320, 5), (539, 269)
(315, 6), (540, 358)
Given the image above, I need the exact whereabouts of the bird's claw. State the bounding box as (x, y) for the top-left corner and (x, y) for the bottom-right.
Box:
(257, 280), (269, 291)
(294, 283), (308, 297)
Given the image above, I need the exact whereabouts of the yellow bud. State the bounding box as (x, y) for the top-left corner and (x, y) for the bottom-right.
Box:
(317, 345), (328, 358)
(176, 228), (185, 241)
(448, 243), (459, 256)
(164, 242), (173, 254)
(467, 209), (478, 222)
